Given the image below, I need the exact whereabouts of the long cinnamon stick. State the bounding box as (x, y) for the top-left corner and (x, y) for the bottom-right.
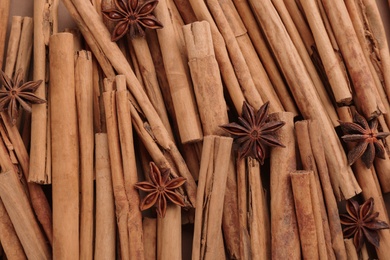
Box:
(50, 32), (79, 259)
(15, 17), (33, 77)
(0, 170), (50, 260)
(0, 0), (10, 69)
(269, 112), (300, 259)
(75, 50), (94, 260)
(143, 218), (157, 260)
(94, 133), (116, 260)
(4, 16), (22, 77)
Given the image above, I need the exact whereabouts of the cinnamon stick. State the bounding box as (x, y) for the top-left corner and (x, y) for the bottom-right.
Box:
(116, 75), (144, 259)
(143, 218), (157, 260)
(94, 133), (116, 260)
(50, 32), (79, 259)
(291, 170), (319, 260)
(249, 0), (361, 199)
(0, 170), (50, 260)
(14, 17), (33, 77)
(157, 205), (182, 260)
(75, 50), (94, 260)
(0, 0), (10, 68)
(344, 239), (359, 260)
(183, 21), (228, 136)
(4, 16), (22, 77)
(269, 112), (300, 259)
(154, 0), (203, 144)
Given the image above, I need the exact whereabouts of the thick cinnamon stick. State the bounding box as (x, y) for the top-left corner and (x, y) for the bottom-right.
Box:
(0, 170), (50, 260)
(0, 0), (10, 68)
(116, 75), (144, 259)
(75, 50), (94, 260)
(249, 0), (361, 199)
(157, 205), (181, 260)
(94, 133), (116, 260)
(143, 218), (157, 260)
(344, 239), (359, 260)
(269, 112), (300, 259)
(183, 21), (228, 136)
(50, 32), (79, 259)
(291, 170), (319, 260)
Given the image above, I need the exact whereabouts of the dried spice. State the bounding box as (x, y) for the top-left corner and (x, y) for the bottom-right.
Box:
(134, 162), (186, 218)
(340, 197), (389, 252)
(0, 69), (45, 125)
(220, 101), (285, 164)
(338, 111), (390, 168)
(102, 0), (163, 41)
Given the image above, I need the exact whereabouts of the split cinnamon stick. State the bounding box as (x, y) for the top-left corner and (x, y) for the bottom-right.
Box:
(154, 0), (203, 144)
(75, 50), (94, 260)
(0, 170), (50, 260)
(291, 170), (319, 260)
(116, 75), (144, 259)
(269, 112), (300, 259)
(249, 0), (361, 199)
(50, 32), (79, 259)
(94, 133), (116, 260)
(0, 0), (10, 68)
(321, 0), (382, 118)
(183, 21), (228, 136)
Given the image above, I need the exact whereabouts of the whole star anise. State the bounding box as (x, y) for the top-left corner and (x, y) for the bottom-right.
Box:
(340, 197), (389, 252)
(0, 69), (45, 125)
(220, 101), (285, 164)
(102, 0), (163, 41)
(134, 162), (186, 218)
(338, 111), (390, 168)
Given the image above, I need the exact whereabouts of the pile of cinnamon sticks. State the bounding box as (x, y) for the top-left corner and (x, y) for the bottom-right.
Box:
(1, 0), (390, 259)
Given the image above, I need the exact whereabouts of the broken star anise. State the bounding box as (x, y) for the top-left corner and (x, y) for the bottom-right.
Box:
(0, 69), (45, 125)
(338, 111), (390, 168)
(340, 197), (389, 252)
(102, 0), (163, 41)
(220, 101), (285, 164)
(134, 162), (186, 218)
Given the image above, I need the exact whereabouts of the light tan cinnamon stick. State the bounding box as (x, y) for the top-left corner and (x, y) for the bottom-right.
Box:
(143, 218), (157, 260)
(154, 0), (203, 144)
(247, 158), (271, 260)
(291, 170), (319, 260)
(75, 50), (94, 260)
(94, 133), (116, 260)
(116, 75), (144, 259)
(231, 0), (299, 115)
(299, 0), (352, 104)
(0, 170), (50, 260)
(183, 21), (228, 136)
(321, 0), (382, 119)
(15, 17), (33, 78)
(249, 0), (361, 199)
(269, 112), (300, 259)
(50, 32), (79, 259)
(157, 205), (181, 260)
(4, 16), (22, 77)
(102, 78), (130, 260)
(192, 136), (233, 260)
(344, 239), (359, 260)
(0, 0), (10, 69)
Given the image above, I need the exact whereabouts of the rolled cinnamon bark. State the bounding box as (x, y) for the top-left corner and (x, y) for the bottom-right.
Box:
(15, 17), (33, 77)
(94, 133), (116, 260)
(291, 170), (319, 260)
(183, 21), (228, 136)
(0, 170), (50, 260)
(269, 112), (300, 259)
(50, 32), (79, 259)
(75, 50), (94, 260)
(143, 218), (157, 260)
(4, 16), (22, 77)
(0, 0), (9, 68)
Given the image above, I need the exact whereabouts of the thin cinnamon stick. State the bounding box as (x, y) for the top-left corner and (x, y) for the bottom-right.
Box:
(269, 112), (300, 259)
(15, 17), (33, 77)
(94, 133), (116, 260)
(0, 170), (50, 260)
(183, 21), (228, 136)
(0, 0), (10, 69)
(154, 0), (203, 144)
(143, 218), (157, 260)
(291, 170), (319, 260)
(157, 205), (181, 260)
(249, 0), (361, 199)
(75, 50), (94, 260)
(50, 32), (79, 259)
(4, 16), (22, 77)
(344, 239), (359, 260)
(116, 75), (144, 259)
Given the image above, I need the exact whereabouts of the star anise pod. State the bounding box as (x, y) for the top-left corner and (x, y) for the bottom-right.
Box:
(338, 111), (390, 168)
(102, 0), (163, 41)
(340, 197), (389, 252)
(0, 69), (45, 125)
(220, 101), (285, 164)
(134, 162), (186, 218)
